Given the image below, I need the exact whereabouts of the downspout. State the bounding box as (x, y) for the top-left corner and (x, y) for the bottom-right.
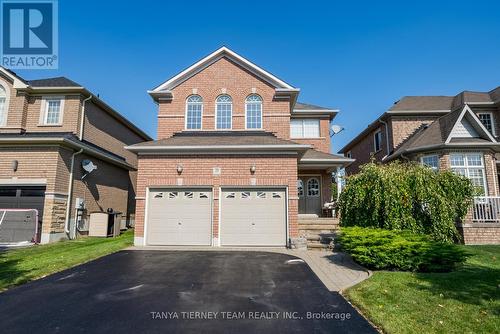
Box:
(64, 95), (92, 237)
(379, 119), (390, 158)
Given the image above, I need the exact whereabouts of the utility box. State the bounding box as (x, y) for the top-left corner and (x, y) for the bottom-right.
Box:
(88, 211), (121, 237)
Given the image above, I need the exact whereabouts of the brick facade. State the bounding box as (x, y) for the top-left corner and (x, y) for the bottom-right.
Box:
(0, 72), (148, 243)
(134, 155), (299, 244)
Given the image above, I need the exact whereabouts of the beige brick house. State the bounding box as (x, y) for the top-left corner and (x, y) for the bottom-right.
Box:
(0, 67), (151, 243)
(127, 47), (352, 248)
(340, 87), (500, 244)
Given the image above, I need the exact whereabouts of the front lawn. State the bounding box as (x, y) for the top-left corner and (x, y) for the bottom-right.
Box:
(345, 245), (500, 334)
(0, 230), (133, 291)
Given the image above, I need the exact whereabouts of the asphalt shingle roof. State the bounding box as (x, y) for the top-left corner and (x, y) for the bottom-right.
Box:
(294, 102), (333, 111)
(27, 77), (82, 87)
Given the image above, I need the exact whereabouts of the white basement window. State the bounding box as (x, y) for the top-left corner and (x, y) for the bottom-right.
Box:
(290, 119), (320, 138)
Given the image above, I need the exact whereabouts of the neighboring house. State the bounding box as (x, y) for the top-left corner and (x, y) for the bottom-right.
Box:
(127, 47), (353, 248)
(0, 67), (151, 244)
(339, 86), (500, 244)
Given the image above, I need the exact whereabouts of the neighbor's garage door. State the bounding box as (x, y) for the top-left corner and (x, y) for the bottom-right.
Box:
(0, 186), (45, 242)
(221, 188), (286, 246)
(146, 188), (212, 246)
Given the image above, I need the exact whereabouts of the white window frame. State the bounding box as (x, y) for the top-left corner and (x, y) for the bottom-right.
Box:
(215, 94), (232, 130)
(40, 96), (64, 126)
(477, 112), (495, 136)
(450, 153), (488, 195)
(245, 94), (263, 130)
(290, 118), (320, 138)
(0, 83), (10, 127)
(420, 154), (439, 171)
(373, 130), (382, 152)
(185, 95), (203, 130)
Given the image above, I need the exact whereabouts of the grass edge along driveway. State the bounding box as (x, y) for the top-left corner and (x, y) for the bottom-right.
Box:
(0, 229), (133, 292)
(345, 245), (500, 334)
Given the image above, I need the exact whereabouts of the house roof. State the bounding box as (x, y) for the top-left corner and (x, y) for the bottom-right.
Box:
(27, 77), (82, 88)
(294, 102), (332, 111)
(150, 46), (297, 93)
(0, 132), (134, 170)
(340, 85), (500, 153)
(0, 66), (151, 141)
(385, 106), (500, 161)
(301, 148), (354, 164)
(126, 131), (311, 153)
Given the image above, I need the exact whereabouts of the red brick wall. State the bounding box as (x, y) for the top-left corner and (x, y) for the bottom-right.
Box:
(157, 57), (291, 139)
(389, 115), (438, 149)
(292, 118), (331, 153)
(135, 155), (298, 242)
(0, 75), (28, 133)
(345, 125), (387, 174)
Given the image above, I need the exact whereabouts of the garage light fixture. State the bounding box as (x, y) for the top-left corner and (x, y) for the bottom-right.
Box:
(176, 164), (183, 174)
(250, 164), (256, 174)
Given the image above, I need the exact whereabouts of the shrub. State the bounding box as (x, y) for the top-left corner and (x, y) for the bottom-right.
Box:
(338, 162), (474, 243)
(337, 227), (469, 272)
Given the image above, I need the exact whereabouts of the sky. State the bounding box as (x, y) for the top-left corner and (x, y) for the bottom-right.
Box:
(15, 0), (500, 152)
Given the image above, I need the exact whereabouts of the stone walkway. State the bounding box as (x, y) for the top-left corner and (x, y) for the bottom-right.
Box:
(128, 246), (371, 292)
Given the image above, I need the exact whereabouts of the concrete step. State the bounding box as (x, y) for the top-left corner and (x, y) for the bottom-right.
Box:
(298, 224), (339, 230)
(307, 242), (333, 250)
(298, 219), (339, 225)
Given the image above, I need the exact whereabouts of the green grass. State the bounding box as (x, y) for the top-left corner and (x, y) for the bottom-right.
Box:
(0, 230), (133, 291)
(345, 245), (500, 334)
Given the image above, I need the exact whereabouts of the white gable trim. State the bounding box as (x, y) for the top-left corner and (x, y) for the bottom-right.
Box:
(445, 105), (497, 144)
(151, 47), (296, 92)
(0, 67), (28, 89)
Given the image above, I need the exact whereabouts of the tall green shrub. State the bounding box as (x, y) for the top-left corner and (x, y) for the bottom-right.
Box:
(338, 162), (474, 243)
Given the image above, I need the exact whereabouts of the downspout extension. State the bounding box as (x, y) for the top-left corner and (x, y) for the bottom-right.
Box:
(64, 148), (83, 237)
(379, 119), (390, 158)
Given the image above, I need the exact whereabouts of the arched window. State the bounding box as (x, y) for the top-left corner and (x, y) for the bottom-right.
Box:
(0, 85), (7, 126)
(245, 94), (262, 129)
(185, 95), (203, 130)
(307, 178), (320, 197)
(216, 95), (232, 129)
(297, 180), (304, 197)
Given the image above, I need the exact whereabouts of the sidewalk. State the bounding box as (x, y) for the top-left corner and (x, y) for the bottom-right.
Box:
(127, 246), (371, 292)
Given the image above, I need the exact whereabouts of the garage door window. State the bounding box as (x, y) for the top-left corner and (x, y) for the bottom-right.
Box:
(257, 191), (266, 199)
(184, 192), (194, 199)
(0, 188), (17, 196)
(272, 192), (282, 198)
(199, 193), (209, 199)
(154, 193), (163, 198)
(241, 192), (250, 199)
(225, 192), (235, 199)
(168, 192), (178, 199)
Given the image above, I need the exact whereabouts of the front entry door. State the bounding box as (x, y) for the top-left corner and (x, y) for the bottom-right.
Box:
(298, 177), (321, 215)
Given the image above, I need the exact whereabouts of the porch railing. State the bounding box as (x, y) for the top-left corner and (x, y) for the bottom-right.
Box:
(472, 197), (500, 223)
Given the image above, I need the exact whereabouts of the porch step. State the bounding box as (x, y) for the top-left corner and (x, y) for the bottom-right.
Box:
(298, 224), (339, 230)
(298, 218), (339, 250)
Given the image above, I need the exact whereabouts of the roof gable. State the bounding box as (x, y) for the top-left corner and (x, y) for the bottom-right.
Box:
(445, 105), (496, 143)
(150, 47), (297, 93)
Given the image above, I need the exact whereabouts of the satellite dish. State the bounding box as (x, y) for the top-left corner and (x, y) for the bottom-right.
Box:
(82, 159), (97, 173)
(330, 124), (344, 135)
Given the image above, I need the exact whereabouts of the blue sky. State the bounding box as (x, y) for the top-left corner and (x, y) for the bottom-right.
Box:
(16, 0), (500, 152)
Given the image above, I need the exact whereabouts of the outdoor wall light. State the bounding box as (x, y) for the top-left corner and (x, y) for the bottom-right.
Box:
(12, 160), (18, 172)
(250, 164), (256, 174)
(176, 164), (183, 174)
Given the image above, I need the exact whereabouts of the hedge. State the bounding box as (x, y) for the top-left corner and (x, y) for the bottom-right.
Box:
(337, 227), (469, 272)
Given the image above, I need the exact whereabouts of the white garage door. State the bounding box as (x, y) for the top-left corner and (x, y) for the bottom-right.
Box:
(146, 188), (212, 246)
(220, 188), (286, 246)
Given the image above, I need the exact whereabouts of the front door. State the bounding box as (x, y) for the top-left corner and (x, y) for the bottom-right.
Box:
(298, 177), (321, 216)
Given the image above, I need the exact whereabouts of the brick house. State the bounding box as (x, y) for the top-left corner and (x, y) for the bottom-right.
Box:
(0, 67), (151, 243)
(127, 47), (352, 248)
(339, 87), (500, 244)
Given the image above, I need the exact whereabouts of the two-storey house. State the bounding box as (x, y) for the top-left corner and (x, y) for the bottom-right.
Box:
(340, 86), (500, 244)
(0, 67), (151, 243)
(127, 47), (352, 248)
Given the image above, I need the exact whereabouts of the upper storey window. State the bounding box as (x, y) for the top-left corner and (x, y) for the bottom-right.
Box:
(185, 95), (203, 130)
(290, 119), (320, 138)
(477, 113), (495, 135)
(216, 95), (232, 129)
(0, 85), (7, 126)
(42, 97), (63, 125)
(245, 94), (262, 129)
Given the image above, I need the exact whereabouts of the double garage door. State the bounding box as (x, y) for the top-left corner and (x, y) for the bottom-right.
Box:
(146, 188), (286, 246)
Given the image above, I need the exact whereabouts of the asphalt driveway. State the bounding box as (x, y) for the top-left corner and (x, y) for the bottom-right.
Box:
(0, 251), (376, 333)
